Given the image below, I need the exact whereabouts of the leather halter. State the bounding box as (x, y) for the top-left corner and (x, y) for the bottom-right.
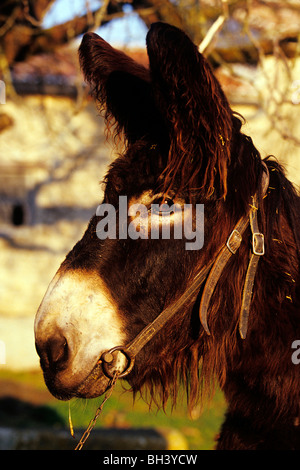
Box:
(100, 163), (270, 379)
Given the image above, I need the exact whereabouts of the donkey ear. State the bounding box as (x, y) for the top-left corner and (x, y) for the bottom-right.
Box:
(146, 23), (233, 198)
(79, 32), (166, 145)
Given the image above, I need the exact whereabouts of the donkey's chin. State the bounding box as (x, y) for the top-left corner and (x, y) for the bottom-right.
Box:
(75, 376), (111, 399)
(75, 363), (113, 398)
(43, 362), (111, 401)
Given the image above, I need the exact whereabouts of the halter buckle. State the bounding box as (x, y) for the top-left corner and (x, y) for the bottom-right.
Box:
(252, 232), (265, 256)
(226, 229), (243, 254)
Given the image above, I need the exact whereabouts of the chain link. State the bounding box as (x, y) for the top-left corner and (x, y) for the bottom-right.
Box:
(74, 371), (119, 450)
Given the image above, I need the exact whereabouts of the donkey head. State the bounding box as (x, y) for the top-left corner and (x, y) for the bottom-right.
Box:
(35, 23), (261, 405)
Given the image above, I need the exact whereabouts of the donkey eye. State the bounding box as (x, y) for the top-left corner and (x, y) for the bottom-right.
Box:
(151, 197), (175, 216)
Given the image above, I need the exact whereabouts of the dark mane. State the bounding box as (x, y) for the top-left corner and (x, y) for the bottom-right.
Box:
(127, 158), (300, 415)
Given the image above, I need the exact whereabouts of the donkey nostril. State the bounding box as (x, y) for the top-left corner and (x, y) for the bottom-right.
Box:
(46, 335), (69, 370)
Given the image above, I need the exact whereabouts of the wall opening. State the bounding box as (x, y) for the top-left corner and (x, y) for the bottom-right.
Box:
(12, 204), (24, 226)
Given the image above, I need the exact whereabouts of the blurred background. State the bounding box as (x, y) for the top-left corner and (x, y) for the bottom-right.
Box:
(0, 0), (299, 450)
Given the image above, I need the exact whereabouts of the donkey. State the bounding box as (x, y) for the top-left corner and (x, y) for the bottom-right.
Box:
(34, 22), (300, 450)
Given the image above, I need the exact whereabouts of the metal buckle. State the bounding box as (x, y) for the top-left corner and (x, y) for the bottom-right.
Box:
(252, 232), (265, 256)
(226, 229), (242, 254)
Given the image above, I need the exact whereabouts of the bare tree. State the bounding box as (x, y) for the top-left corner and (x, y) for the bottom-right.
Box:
(1, 0), (299, 150)
(1, 1), (299, 66)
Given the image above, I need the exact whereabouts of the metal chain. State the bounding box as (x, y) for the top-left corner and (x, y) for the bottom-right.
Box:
(74, 370), (120, 450)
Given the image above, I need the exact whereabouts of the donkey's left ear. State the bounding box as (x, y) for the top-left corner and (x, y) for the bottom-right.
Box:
(147, 22), (233, 198)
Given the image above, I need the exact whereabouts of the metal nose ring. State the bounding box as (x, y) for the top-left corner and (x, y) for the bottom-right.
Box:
(100, 346), (135, 379)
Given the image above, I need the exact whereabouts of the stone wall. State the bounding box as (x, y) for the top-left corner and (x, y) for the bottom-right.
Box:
(0, 426), (188, 450)
(0, 95), (113, 370)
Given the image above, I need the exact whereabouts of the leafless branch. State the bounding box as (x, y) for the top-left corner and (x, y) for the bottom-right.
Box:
(199, 0), (231, 54)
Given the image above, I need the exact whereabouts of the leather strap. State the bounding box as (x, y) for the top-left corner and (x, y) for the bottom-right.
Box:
(239, 194), (265, 338)
(199, 164), (269, 339)
(126, 261), (213, 357)
(199, 215), (250, 335)
(101, 261), (213, 378)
